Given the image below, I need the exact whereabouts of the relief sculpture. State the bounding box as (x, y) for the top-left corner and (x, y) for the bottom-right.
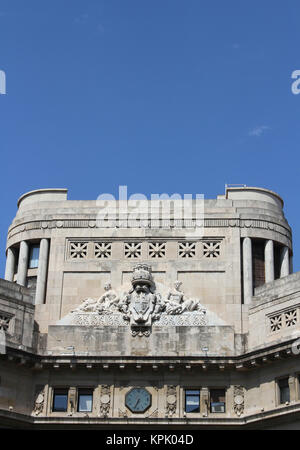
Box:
(71, 264), (206, 335)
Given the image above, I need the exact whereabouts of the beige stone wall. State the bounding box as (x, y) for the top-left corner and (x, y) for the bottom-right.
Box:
(1, 358), (300, 424)
(5, 186), (292, 336)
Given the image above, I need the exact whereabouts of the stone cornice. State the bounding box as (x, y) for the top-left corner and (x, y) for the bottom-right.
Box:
(2, 336), (299, 371)
(7, 217), (292, 243)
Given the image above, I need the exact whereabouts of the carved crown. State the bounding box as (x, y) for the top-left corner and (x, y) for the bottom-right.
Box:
(131, 264), (153, 286)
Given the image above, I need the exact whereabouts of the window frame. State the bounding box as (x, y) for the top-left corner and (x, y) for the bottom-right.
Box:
(52, 388), (69, 413)
(209, 388), (226, 414)
(184, 389), (201, 414)
(277, 377), (290, 405)
(77, 388), (94, 413)
(28, 244), (40, 269)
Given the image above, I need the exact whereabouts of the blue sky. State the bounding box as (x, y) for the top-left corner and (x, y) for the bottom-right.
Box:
(0, 0), (300, 275)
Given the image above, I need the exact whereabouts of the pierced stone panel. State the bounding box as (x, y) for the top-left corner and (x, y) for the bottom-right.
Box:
(124, 242), (142, 259)
(149, 242), (166, 258)
(0, 313), (12, 332)
(94, 242), (112, 259)
(285, 309), (297, 327)
(269, 307), (299, 333)
(270, 314), (282, 332)
(203, 241), (221, 258)
(178, 242), (196, 258)
(69, 242), (88, 259)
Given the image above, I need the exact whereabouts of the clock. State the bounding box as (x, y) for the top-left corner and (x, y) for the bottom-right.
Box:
(125, 388), (152, 413)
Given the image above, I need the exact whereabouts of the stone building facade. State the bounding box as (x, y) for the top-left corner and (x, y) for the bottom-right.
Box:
(0, 186), (300, 429)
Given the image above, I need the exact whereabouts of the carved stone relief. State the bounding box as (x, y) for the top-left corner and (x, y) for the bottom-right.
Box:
(99, 385), (111, 418)
(71, 264), (206, 336)
(233, 386), (245, 417)
(165, 386), (177, 417)
(33, 385), (45, 416)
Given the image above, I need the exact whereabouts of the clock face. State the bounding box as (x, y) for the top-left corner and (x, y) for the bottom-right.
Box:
(125, 388), (151, 413)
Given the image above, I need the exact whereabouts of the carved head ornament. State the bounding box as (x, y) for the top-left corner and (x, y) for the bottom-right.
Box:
(131, 264), (153, 287)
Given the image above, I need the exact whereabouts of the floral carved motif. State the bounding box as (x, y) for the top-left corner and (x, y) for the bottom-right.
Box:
(94, 242), (112, 259)
(99, 385), (111, 418)
(124, 242), (142, 258)
(269, 307), (299, 333)
(203, 241), (221, 258)
(165, 386), (177, 417)
(233, 386), (245, 417)
(178, 242), (196, 258)
(33, 386), (45, 416)
(69, 242), (88, 259)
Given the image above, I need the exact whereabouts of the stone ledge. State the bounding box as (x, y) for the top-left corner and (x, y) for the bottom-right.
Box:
(1, 403), (300, 428)
(0, 279), (34, 306)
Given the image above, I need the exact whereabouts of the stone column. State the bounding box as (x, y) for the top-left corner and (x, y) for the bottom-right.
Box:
(290, 254), (294, 275)
(17, 241), (29, 286)
(200, 387), (209, 416)
(280, 246), (290, 278)
(243, 237), (253, 304)
(5, 247), (16, 281)
(35, 239), (49, 305)
(265, 240), (275, 283)
(289, 375), (296, 403)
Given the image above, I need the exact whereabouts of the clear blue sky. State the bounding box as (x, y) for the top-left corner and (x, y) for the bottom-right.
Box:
(0, 0), (300, 275)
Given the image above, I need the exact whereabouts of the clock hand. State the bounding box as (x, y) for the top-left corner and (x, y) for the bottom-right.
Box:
(134, 398), (140, 408)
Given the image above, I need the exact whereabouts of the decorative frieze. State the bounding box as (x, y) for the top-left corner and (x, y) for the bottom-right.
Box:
(72, 311), (207, 327)
(66, 239), (224, 261)
(7, 217), (292, 243)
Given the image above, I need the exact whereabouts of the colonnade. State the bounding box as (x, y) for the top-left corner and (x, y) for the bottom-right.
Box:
(243, 238), (291, 305)
(4, 239), (49, 305)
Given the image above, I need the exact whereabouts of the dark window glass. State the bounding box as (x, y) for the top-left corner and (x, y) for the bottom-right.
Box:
(252, 239), (265, 288)
(210, 389), (226, 413)
(78, 389), (93, 412)
(185, 389), (200, 413)
(274, 243), (282, 280)
(29, 245), (40, 269)
(53, 389), (68, 412)
(278, 378), (290, 404)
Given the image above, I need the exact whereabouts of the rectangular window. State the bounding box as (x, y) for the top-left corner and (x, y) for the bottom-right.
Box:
(252, 239), (265, 288)
(52, 388), (68, 412)
(278, 378), (290, 404)
(210, 389), (226, 413)
(78, 389), (93, 412)
(29, 244), (40, 269)
(185, 389), (200, 413)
